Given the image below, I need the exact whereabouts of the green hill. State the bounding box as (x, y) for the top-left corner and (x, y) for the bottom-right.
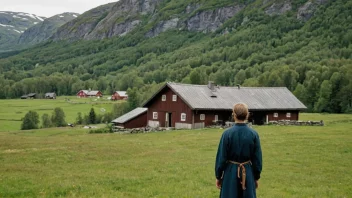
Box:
(0, 0), (351, 113)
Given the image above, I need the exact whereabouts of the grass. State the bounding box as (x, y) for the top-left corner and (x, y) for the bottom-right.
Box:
(0, 97), (123, 132)
(0, 113), (351, 197)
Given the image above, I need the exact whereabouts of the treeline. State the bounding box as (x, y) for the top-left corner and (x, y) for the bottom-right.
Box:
(1, 0), (352, 113)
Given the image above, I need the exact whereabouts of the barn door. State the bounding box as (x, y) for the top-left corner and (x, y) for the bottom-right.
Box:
(165, 112), (172, 127)
(165, 113), (168, 127)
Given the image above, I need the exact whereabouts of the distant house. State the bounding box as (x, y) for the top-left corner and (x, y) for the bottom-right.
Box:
(76, 90), (103, 98)
(111, 108), (148, 129)
(20, 93), (36, 99)
(45, 92), (56, 99)
(111, 91), (128, 100)
(141, 82), (307, 129)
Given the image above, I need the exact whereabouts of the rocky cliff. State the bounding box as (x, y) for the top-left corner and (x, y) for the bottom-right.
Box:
(18, 12), (79, 45)
(51, 3), (115, 41)
(51, 0), (331, 42)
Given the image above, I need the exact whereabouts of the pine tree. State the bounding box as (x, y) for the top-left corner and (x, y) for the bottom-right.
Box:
(89, 108), (96, 124)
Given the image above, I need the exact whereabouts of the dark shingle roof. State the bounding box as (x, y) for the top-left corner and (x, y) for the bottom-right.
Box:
(111, 108), (148, 124)
(144, 83), (307, 111)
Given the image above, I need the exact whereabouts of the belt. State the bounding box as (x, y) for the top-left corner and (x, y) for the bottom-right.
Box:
(228, 160), (252, 190)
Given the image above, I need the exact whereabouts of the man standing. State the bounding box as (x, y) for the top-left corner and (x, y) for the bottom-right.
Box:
(215, 103), (263, 198)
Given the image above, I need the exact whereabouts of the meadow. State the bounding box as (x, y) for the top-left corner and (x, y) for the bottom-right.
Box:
(0, 113), (351, 197)
(0, 97), (121, 132)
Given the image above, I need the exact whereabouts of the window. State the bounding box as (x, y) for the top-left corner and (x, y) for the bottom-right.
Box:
(274, 113), (278, 118)
(286, 113), (291, 118)
(200, 114), (205, 121)
(172, 95), (177, 101)
(181, 113), (186, 121)
(162, 95), (166, 101)
(215, 115), (218, 121)
(153, 112), (158, 119)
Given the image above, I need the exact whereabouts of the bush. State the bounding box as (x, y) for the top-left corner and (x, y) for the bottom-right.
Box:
(41, 113), (52, 128)
(88, 124), (114, 134)
(21, 111), (39, 130)
(51, 107), (67, 127)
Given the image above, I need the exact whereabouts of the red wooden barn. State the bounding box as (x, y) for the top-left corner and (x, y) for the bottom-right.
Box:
(141, 82), (307, 129)
(76, 90), (103, 98)
(111, 91), (128, 100)
(111, 108), (148, 129)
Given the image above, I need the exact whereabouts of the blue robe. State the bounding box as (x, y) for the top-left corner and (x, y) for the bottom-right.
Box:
(215, 123), (262, 198)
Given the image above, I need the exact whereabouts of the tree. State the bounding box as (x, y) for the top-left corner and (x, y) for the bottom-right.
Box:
(21, 111), (39, 130)
(76, 112), (83, 125)
(234, 69), (246, 86)
(127, 87), (140, 111)
(51, 107), (67, 127)
(89, 108), (96, 124)
(314, 80), (332, 112)
(41, 113), (52, 128)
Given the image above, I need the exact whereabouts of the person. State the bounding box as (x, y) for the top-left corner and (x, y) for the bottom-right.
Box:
(215, 103), (262, 198)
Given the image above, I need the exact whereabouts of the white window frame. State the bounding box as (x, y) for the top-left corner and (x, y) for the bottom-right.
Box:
(286, 112), (291, 118)
(162, 95), (166, 101)
(215, 115), (218, 121)
(153, 112), (158, 120)
(274, 113), (278, 118)
(200, 114), (205, 121)
(181, 113), (186, 121)
(172, 95), (177, 102)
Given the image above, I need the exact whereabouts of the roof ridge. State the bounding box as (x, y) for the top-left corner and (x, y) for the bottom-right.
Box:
(167, 82), (288, 89)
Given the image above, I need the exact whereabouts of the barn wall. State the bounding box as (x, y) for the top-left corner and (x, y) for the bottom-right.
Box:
(266, 110), (299, 121)
(123, 112), (148, 128)
(193, 110), (232, 127)
(146, 87), (193, 127)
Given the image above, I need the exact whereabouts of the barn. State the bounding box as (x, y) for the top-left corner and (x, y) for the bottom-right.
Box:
(45, 92), (56, 99)
(76, 90), (103, 98)
(111, 91), (128, 100)
(142, 82), (307, 129)
(111, 108), (148, 129)
(20, 93), (36, 99)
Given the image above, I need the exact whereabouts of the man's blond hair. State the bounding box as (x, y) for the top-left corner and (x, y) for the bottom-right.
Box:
(233, 103), (249, 121)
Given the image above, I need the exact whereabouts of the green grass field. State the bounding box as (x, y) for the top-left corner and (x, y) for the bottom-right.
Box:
(0, 97), (122, 132)
(0, 113), (351, 197)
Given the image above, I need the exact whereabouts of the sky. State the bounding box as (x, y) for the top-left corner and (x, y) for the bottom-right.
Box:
(0, 0), (118, 17)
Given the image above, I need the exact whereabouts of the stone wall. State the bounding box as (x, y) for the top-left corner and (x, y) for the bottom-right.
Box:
(268, 120), (324, 126)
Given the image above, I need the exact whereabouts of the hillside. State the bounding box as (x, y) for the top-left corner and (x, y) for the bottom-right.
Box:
(0, 0), (351, 114)
(18, 12), (79, 45)
(51, 3), (115, 41)
(0, 11), (46, 51)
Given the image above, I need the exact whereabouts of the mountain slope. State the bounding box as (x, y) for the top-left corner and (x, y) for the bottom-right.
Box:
(0, 11), (45, 51)
(18, 12), (79, 45)
(0, 0), (351, 113)
(51, 3), (115, 41)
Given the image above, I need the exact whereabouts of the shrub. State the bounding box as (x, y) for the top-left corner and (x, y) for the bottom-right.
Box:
(21, 111), (39, 130)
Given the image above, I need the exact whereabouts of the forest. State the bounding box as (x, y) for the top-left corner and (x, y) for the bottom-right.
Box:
(0, 0), (351, 113)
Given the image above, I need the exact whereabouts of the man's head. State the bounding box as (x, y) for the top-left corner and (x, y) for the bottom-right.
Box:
(233, 103), (249, 121)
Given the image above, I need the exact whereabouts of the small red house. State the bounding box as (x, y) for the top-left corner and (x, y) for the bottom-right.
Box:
(76, 90), (103, 98)
(111, 91), (128, 100)
(111, 108), (147, 128)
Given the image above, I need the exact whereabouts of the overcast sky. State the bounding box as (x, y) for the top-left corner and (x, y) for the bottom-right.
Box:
(0, 0), (118, 17)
